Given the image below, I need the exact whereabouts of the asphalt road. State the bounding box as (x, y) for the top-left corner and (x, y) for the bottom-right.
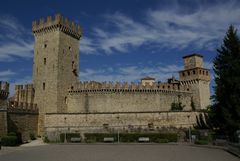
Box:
(0, 144), (239, 161)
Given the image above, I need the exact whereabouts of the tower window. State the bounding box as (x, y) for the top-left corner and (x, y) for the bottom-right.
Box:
(69, 46), (72, 51)
(187, 71), (190, 75)
(72, 61), (75, 69)
(193, 70), (196, 74)
(44, 58), (46, 65)
(182, 73), (185, 77)
(43, 83), (45, 90)
(43, 44), (47, 48)
(206, 71), (208, 75)
(199, 70), (202, 74)
(203, 71), (205, 75)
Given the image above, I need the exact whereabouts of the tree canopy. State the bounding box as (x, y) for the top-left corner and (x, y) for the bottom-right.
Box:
(211, 25), (240, 135)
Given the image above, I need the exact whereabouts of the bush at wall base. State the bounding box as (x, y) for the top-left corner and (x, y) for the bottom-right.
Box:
(1, 135), (18, 146)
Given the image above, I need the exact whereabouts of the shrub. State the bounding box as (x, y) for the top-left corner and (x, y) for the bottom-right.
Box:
(60, 133), (81, 142)
(171, 102), (185, 111)
(1, 136), (18, 146)
(43, 136), (50, 143)
(84, 133), (117, 143)
(8, 132), (17, 136)
(29, 132), (36, 140)
(155, 138), (169, 143)
(194, 140), (209, 145)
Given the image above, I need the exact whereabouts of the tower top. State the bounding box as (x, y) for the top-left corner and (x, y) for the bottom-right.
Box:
(32, 13), (82, 40)
(183, 53), (203, 59)
(183, 53), (204, 70)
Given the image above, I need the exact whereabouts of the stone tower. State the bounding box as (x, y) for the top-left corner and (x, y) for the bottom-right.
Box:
(179, 54), (211, 110)
(32, 14), (82, 134)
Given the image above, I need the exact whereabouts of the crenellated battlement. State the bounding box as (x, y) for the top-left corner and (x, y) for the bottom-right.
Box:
(7, 102), (38, 114)
(14, 83), (35, 108)
(32, 13), (82, 40)
(0, 81), (9, 100)
(69, 81), (190, 94)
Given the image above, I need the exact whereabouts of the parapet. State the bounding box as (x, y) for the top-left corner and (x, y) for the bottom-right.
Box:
(32, 13), (82, 40)
(14, 83), (35, 106)
(69, 81), (190, 94)
(0, 81), (9, 100)
(8, 101), (38, 114)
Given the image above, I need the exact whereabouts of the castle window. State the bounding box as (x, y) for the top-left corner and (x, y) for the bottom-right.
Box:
(43, 82), (45, 90)
(44, 58), (46, 65)
(187, 71), (190, 75)
(182, 72), (185, 77)
(64, 97), (67, 104)
(193, 70), (196, 74)
(43, 44), (47, 48)
(168, 85), (170, 89)
(72, 61), (75, 69)
(199, 70), (202, 74)
(69, 46), (72, 51)
(203, 71), (205, 75)
(162, 86), (165, 89)
(206, 71), (208, 75)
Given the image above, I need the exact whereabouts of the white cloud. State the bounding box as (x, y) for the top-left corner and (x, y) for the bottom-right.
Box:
(0, 69), (16, 77)
(80, 37), (97, 54)
(82, 1), (240, 54)
(0, 15), (33, 61)
(80, 63), (182, 83)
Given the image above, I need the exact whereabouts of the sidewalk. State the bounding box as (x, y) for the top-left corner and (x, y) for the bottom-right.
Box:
(0, 138), (48, 156)
(20, 138), (47, 147)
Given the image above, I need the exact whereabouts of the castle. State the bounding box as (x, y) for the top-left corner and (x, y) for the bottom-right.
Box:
(0, 14), (211, 141)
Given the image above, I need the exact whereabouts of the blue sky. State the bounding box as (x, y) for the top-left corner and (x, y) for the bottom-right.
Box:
(1, 0), (240, 95)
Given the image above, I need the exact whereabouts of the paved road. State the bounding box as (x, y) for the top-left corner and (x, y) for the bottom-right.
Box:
(0, 144), (239, 161)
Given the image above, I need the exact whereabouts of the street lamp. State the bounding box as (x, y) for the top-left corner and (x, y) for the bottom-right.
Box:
(116, 116), (120, 143)
(187, 115), (191, 143)
(64, 117), (67, 143)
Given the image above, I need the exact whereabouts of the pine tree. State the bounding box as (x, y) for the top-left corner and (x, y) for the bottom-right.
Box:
(212, 25), (240, 135)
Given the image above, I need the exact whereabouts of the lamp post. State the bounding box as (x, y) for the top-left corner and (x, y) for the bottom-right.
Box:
(187, 115), (191, 143)
(64, 117), (67, 143)
(117, 116), (120, 143)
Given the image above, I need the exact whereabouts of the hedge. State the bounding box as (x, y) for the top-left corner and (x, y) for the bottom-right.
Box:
(1, 136), (18, 146)
(60, 133), (81, 142)
(84, 133), (178, 143)
(194, 140), (209, 145)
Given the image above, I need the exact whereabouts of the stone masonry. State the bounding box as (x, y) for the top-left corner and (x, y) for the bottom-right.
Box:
(0, 81), (9, 137)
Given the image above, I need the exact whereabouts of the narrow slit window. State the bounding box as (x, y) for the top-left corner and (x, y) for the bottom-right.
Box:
(72, 61), (75, 69)
(44, 58), (46, 65)
(43, 82), (45, 90)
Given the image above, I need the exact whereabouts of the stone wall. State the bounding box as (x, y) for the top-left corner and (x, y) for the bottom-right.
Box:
(45, 111), (200, 141)
(7, 110), (38, 142)
(0, 81), (9, 137)
(0, 109), (7, 137)
(67, 91), (192, 113)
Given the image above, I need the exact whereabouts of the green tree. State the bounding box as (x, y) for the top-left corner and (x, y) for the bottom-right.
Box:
(211, 25), (240, 135)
